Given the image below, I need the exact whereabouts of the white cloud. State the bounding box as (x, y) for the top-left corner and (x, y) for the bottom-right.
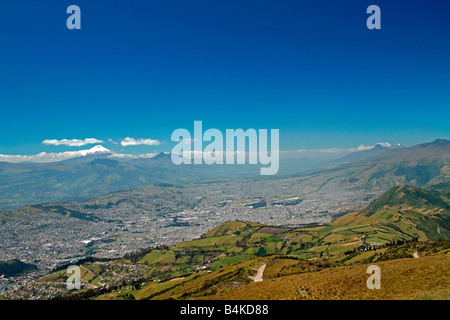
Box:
(42, 138), (104, 147)
(110, 152), (161, 159)
(0, 146), (171, 164)
(353, 142), (391, 151)
(0, 145), (111, 163)
(120, 137), (162, 147)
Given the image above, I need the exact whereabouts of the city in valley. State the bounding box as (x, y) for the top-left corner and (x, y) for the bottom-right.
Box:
(0, 173), (378, 299)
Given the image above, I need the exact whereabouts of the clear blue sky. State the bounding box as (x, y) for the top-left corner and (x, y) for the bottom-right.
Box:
(0, 0), (449, 156)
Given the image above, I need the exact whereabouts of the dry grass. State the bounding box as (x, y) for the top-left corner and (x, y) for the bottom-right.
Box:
(198, 254), (450, 300)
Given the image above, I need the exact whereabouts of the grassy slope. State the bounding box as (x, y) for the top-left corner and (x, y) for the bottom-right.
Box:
(199, 253), (450, 300)
(108, 240), (449, 300)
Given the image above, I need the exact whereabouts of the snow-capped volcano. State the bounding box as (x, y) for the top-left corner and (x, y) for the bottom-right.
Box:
(373, 142), (392, 148)
(56, 145), (113, 164)
(391, 143), (404, 149)
(338, 142), (404, 163)
(372, 142), (404, 150)
(84, 145), (111, 155)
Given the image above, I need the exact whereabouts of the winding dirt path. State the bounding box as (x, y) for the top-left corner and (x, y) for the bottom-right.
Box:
(253, 264), (266, 282)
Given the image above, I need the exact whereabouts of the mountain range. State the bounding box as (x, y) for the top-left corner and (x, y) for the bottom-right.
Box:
(304, 139), (450, 192)
(336, 142), (404, 164)
(0, 139), (448, 209)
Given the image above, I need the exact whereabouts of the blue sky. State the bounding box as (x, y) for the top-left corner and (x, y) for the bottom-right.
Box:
(0, 0), (449, 158)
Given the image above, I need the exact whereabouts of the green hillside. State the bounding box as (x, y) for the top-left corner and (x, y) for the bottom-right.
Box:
(202, 221), (264, 238)
(0, 260), (37, 278)
(338, 185), (450, 240)
(363, 185), (450, 215)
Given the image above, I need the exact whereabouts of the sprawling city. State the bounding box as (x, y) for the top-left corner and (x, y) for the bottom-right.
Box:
(0, 172), (378, 299)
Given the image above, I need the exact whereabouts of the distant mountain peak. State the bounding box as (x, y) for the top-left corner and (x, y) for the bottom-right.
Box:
(413, 139), (450, 150)
(54, 145), (113, 164)
(373, 142), (392, 149)
(429, 139), (450, 146)
(337, 141), (400, 164)
(88, 145), (111, 154)
(371, 142), (404, 150)
(151, 152), (171, 160)
(391, 143), (405, 149)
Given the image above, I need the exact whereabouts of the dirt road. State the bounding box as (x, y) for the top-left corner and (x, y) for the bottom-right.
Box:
(253, 264), (266, 282)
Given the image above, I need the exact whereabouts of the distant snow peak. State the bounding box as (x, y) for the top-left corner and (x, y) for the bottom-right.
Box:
(88, 145), (111, 154)
(373, 142), (392, 148)
(372, 142), (405, 150)
(355, 142), (397, 152)
(391, 143), (404, 149)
